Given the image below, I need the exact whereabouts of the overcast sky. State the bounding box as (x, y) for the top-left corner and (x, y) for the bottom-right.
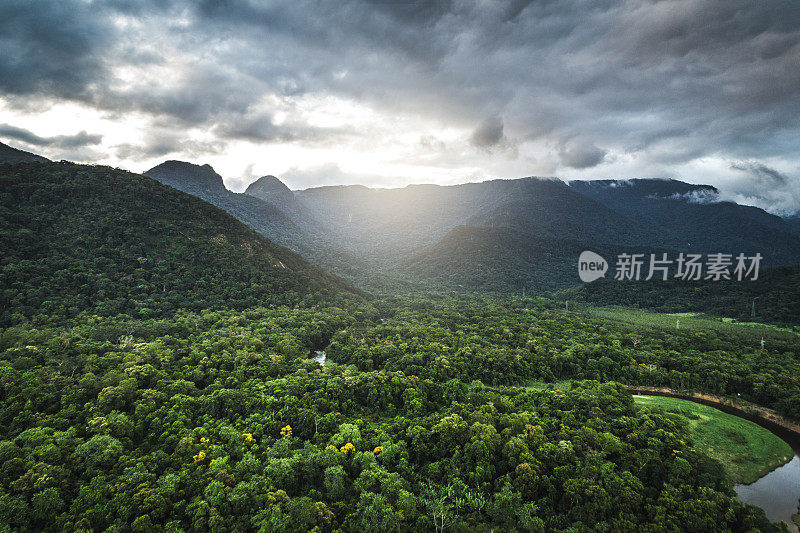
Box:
(2, 0), (799, 214)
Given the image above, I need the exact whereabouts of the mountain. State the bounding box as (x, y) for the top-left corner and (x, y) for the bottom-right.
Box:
(0, 141), (50, 164)
(784, 214), (800, 238)
(144, 160), (227, 195)
(294, 177), (800, 265)
(140, 162), (800, 294)
(569, 179), (800, 265)
(0, 161), (361, 326)
(293, 178), (646, 258)
(144, 161), (311, 250)
(246, 174), (293, 203)
(464, 178), (648, 246)
(402, 226), (591, 292)
(402, 225), (667, 293)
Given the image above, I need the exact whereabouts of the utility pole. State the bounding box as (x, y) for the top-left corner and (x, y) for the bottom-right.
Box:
(752, 298), (756, 318)
(676, 319), (680, 330)
(760, 337), (765, 350)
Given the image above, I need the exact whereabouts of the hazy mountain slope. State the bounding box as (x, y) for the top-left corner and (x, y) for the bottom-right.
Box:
(0, 141), (50, 164)
(245, 175), (300, 213)
(139, 164), (800, 294)
(295, 182), (489, 257)
(464, 178), (649, 245)
(144, 160), (410, 291)
(294, 178), (647, 258)
(784, 215), (800, 238)
(0, 161), (361, 326)
(296, 176), (800, 266)
(570, 179), (800, 264)
(402, 225), (665, 292)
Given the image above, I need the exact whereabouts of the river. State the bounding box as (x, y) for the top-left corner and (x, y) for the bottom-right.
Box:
(735, 455), (800, 532)
(629, 387), (800, 531)
(312, 350), (326, 366)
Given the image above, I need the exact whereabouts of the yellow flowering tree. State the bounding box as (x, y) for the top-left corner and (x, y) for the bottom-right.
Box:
(280, 425), (292, 438)
(339, 442), (355, 455)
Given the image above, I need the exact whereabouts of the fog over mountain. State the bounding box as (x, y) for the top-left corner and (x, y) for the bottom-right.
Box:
(1, 0), (799, 214)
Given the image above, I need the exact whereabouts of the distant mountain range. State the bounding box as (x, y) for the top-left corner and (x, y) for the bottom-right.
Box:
(3, 141), (798, 294)
(139, 158), (800, 292)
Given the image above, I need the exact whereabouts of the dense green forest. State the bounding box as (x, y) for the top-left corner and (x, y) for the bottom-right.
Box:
(330, 296), (800, 420)
(0, 161), (798, 531)
(0, 311), (785, 532)
(0, 162), (363, 327)
(564, 266), (800, 326)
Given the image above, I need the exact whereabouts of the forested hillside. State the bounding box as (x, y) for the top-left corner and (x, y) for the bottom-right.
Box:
(0, 162), (361, 327)
(403, 226), (658, 292)
(0, 142), (50, 164)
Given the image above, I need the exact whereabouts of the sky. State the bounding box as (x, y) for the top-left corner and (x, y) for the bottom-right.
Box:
(1, 0), (800, 215)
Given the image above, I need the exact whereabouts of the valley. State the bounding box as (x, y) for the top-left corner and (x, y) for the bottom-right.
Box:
(3, 2), (798, 531)
(0, 152), (798, 531)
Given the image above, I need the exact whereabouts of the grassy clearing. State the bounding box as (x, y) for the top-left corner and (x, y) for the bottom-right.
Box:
(634, 395), (794, 484)
(584, 306), (799, 343)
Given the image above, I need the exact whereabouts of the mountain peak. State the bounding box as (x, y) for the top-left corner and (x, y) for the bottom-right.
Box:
(144, 160), (227, 194)
(0, 141), (50, 164)
(246, 175), (290, 195)
(245, 175), (296, 205)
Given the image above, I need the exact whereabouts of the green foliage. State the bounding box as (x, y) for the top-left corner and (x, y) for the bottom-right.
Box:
(634, 395), (794, 484)
(565, 266), (800, 326)
(0, 297), (791, 531)
(0, 161), (363, 327)
(0, 163), (794, 531)
(329, 296), (800, 421)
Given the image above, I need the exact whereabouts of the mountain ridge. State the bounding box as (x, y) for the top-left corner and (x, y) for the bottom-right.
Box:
(0, 141), (51, 164)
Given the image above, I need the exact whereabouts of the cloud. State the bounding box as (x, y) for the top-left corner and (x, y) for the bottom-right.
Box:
(0, 0), (112, 100)
(0, 124), (102, 148)
(558, 142), (607, 169)
(726, 160), (800, 216)
(731, 160), (789, 186)
(470, 116), (505, 148)
(659, 190), (720, 205)
(282, 162), (403, 190)
(0, 0), (798, 211)
(113, 133), (224, 161)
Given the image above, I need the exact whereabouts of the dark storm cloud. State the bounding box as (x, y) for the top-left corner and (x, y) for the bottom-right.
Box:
(213, 112), (353, 144)
(0, 1), (112, 99)
(113, 134), (224, 161)
(2, 0), (799, 210)
(0, 124), (102, 149)
(470, 117), (505, 148)
(558, 142), (607, 169)
(731, 161), (789, 186)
